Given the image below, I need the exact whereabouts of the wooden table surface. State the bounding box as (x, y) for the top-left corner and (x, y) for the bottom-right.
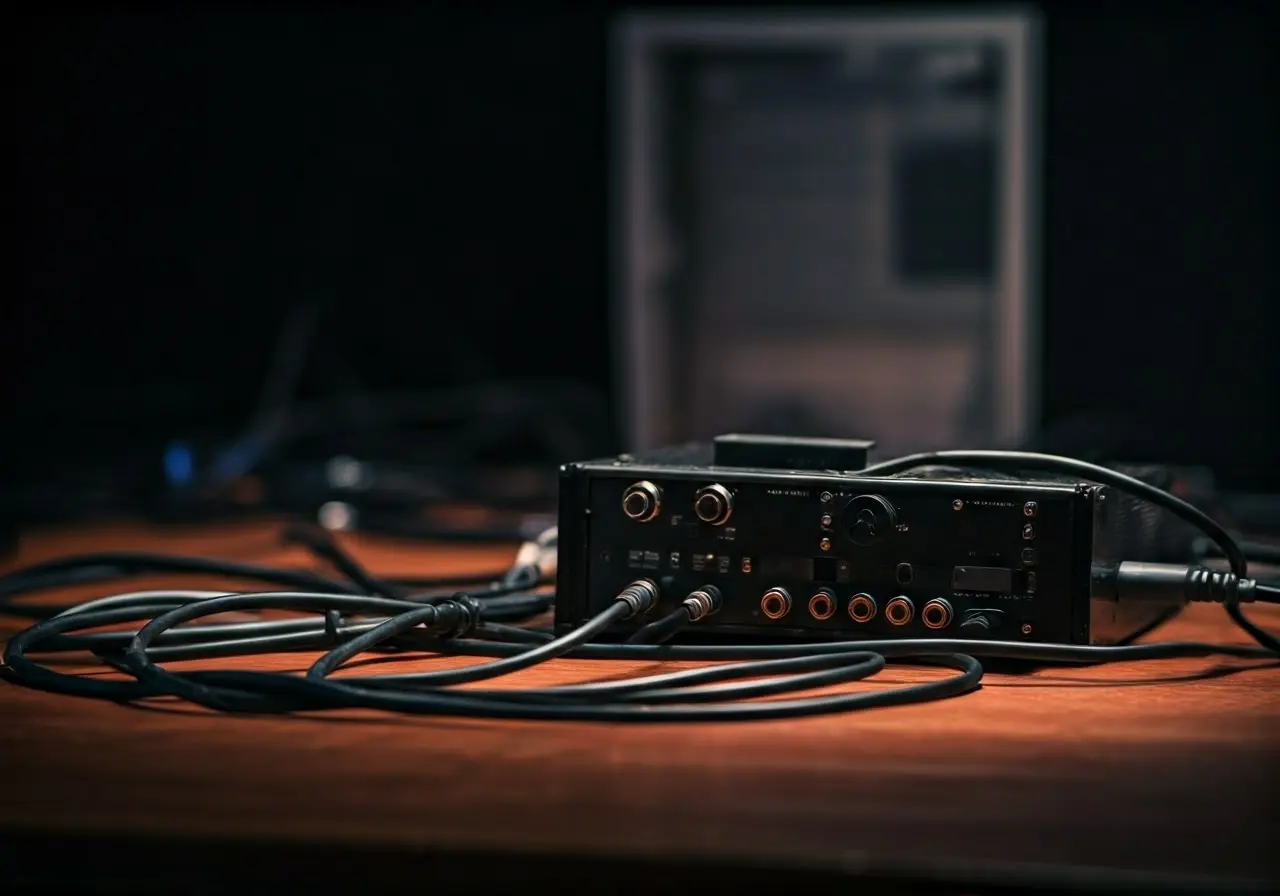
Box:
(1, 521), (1277, 893)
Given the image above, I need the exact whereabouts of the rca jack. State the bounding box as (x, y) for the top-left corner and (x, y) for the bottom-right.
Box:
(807, 588), (837, 620)
(694, 483), (734, 526)
(921, 598), (953, 630)
(621, 481), (662, 522)
(848, 593), (877, 623)
(760, 587), (792, 620)
(885, 596), (914, 626)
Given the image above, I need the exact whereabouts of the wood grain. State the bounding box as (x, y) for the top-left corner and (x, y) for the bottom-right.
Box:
(1, 521), (1277, 891)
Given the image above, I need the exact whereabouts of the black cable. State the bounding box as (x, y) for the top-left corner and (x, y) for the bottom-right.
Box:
(626, 606), (692, 644)
(1197, 536), (1280, 567)
(0, 543), (531, 620)
(280, 524), (406, 598)
(0, 552), (358, 619)
(2, 451), (1276, 722)
(627, 585), (722, 644)
(6, 577), (1272, 721)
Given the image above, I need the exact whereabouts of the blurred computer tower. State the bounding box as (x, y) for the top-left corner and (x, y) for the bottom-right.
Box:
(614, 10), (1040, 457)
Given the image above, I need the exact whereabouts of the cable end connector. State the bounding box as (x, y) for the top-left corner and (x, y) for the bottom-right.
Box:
(430, 594), (485, 639)
(682, 585), (723, 622)
(616, 579), (660, 619)
(1106, 561), (1257, 605)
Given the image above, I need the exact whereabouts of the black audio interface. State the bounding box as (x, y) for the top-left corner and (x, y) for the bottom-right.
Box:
(554, 435), (1182, 645)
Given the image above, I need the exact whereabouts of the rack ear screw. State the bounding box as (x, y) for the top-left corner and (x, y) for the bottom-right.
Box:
(1021, 623), (1033, 635)
(953, 499), (964, 511)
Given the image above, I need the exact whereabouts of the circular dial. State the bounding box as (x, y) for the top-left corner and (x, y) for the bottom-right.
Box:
(841, 494), (898, 546)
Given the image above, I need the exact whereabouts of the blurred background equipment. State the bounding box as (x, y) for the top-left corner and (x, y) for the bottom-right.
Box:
(8, 5), (1279, 535)
(614, 11), (1039, 456)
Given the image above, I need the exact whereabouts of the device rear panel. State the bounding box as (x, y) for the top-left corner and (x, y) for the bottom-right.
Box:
(569, 468), (1090, 643)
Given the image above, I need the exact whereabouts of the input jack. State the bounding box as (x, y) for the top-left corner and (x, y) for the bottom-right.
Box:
(807, 589), (837, 620)
(694, 483), (734, 526)
(848, 593), (877, 623)
(760, 587), (792, 620)
(621, 481), (662, 522)
(921, 598), (953, 630)
(885, 596), (914, 626)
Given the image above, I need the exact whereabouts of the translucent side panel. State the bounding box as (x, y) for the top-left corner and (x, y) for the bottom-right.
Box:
(618, 16), (1038, 457)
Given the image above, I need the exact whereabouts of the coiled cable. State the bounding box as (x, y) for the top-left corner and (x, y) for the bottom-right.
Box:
(1, 452), (1276, 722)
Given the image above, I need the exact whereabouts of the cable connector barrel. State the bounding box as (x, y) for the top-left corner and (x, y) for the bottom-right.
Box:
(682, 585), (723, 622)
(615, 579), (660, 618)
(1098, 561), (1257, 604)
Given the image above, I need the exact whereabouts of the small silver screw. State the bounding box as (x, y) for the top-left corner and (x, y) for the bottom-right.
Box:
(1022, 523), (1035, 540)
(1023, 501), (1037, 517)
(820, 491), (833, 503)
(819, 537), (832, 552)
(820, 513), (833, 527)
(1021, 623), (1033, 635)
(953, 499), (964, 511)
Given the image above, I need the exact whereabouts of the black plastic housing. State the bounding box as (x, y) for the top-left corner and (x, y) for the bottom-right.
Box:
(555, 443), (1183, 645)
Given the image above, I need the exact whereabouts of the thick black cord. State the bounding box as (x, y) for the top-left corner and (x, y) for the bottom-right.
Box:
(0, 533), (529, 619)
(1198, 537), (1280, 567)
(280, 524), (406, 598)
(4, 585), (1273, 720)
(626, 606), (692, 644)
(2, 451), (1276, 722)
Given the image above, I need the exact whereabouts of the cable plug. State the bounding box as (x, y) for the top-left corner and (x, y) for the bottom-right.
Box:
(513, 525), (558, 580)
(1097, 562), (1258, 605)
(428, 594), (485, 639)
(615, 579), (660, 619)
(681, 585), (723, 621)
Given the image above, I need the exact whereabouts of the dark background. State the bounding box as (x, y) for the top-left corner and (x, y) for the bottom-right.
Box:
(10, 5), (1279, 498)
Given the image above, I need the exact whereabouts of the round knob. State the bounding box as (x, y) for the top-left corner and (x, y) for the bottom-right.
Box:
(694, 483), (734, 526)
(621, 481), (662, 522)
(841, 494), (897, 546)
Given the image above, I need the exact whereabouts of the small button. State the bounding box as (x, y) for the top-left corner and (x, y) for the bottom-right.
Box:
(895, 562), (913, 585)
(1021, 548), (1036, 565)
(1021, 523), (1035, 540)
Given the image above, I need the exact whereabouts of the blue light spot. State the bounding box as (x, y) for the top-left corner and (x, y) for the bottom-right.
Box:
(164, 441), (195, 486)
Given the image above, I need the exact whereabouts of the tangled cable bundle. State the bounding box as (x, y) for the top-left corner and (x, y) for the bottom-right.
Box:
(2, 454), (1277, 722)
